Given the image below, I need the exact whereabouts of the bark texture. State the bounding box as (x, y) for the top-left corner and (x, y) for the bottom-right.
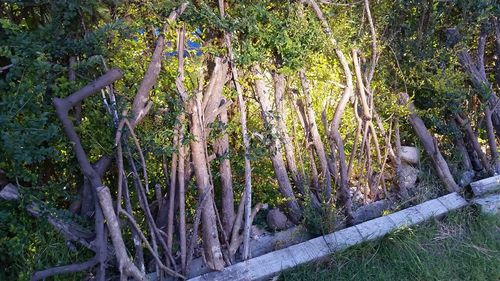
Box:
(189, 97), (225, 271)
(299, 70), (332, 200)
(253, 65), (302, 223)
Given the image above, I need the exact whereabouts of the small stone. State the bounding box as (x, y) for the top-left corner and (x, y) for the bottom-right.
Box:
(459, 171), (475, 187)
(0, 183), (20, 201)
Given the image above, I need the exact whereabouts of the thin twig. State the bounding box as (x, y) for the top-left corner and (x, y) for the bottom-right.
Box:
(119, 210), (185, 279)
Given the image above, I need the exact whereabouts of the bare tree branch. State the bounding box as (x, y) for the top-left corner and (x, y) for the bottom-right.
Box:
(31, 257), (99, 281)
(53, 68), (144, 280)
(131, 3), (188, 126)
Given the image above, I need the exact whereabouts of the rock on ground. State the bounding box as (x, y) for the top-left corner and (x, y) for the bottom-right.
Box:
(398, 163), (419, 192)
(401, 146), (419, 164)
(267, 208), (294, 231)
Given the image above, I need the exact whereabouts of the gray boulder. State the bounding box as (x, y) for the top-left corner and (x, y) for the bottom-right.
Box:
(353, 199), (392, 224)
(266, 208), (294, 231)
(401, 146), (420, 164)
(398, 163), (419, 191)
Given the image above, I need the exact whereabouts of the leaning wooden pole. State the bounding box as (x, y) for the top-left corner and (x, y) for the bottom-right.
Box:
(218, 0), (253, 260)
(399, 92), (460, 192)
(175, 25), (189, 272)
(130, 3), (188, 126)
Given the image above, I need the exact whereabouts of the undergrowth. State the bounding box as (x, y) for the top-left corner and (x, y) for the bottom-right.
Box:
(0, 199), (92, 281)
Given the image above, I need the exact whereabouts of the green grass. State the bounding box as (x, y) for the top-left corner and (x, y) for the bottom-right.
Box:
(280, 208), (500, 281)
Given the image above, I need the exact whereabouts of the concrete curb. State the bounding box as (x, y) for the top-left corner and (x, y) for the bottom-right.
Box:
(470, 175), (500, 197)
(472, 193), (500, 214)
(188, 192), (468, 281)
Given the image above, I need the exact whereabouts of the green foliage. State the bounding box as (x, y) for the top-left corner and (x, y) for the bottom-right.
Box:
(301, 196), (337, 235)
(0, 0), (123, 184)
(0, 198), (92, 281)
(1, 0), (500, 277)
(228, 1), (326, 70)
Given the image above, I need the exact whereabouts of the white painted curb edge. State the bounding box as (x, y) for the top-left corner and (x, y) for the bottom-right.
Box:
(188, 192), (468, 281)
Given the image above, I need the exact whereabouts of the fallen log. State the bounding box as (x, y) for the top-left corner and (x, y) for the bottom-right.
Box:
(159, 199), (391, 280)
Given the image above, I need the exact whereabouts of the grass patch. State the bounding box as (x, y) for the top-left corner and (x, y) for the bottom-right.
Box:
(280, 208), (500, 281)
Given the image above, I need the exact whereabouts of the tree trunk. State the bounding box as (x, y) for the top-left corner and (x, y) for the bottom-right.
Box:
(68, 56), (82, 125)
(214, 103), (235, 237)
(450, 121), (475, 187)
(130, 3), (188, 126)
(188, 97), (225, 271)
(457, 29), (500, 138)
(203, 57), (235, 241)
(301, 0), (354, 222)
(274, 72), (305, 193)
(53, 69), (144, 280)
(293, 96), (322, 199)
(299, 69), (332, 200)
(200, 58), (234, 239)
(218, 5), (253, 257)
(454, 134), (473, 172)
(455, 114), (491, 174)
(166, 123), (179, 255)
(394, 118), (408, 198)
(327, 56), (354, 224)
(494, 18), (500, 88)
(178, 141), (187, 272)
(465, 135), (484, 172)
(485, 107), (500, 173)
(253, 65), (302, 223)
(80, 156), (111, 217)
